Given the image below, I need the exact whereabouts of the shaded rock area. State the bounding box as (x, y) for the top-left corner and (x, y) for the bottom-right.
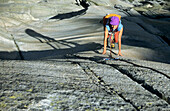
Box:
(0, 0), (170, 110)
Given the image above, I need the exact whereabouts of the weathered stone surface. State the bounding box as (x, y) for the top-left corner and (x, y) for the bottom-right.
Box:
(0, 60), (136, 110)
(0, 0), (170, 110)
(83, 60), (170, 110)
(0, 58), (169, 110)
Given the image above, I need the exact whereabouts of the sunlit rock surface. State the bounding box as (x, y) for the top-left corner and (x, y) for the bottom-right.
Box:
(0, 0), (170, 110)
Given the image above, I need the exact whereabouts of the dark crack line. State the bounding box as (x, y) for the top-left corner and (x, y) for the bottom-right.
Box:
(11, 34), (24, 60)
(110, 65), (170, 104)
(73, 55), (169, 79)
(118, 59), (170, 79)
(75, 62), (139, 111)
(73, 55), (170, 104)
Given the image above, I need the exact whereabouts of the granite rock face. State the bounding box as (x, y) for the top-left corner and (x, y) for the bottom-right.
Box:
(0, 58), (170, 110)
(0, 0), (169, 61)
(0, 0), (170, 110)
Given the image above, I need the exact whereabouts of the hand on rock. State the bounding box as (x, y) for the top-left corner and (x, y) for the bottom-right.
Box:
(118, 52), (123, 56)
(102, 51), (106, 55)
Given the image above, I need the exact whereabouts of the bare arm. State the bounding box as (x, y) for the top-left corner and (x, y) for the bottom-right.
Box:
(102, 27), (109, 54)
(118, 27), (123, 56)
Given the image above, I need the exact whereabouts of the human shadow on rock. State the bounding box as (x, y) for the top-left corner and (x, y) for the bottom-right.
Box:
(25, 29), (55, 42)
(25, 29), (80, 49)
(24, 29), (102, 60)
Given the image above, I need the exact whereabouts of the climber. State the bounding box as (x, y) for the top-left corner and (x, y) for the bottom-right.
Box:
(102, 14), (123, 56)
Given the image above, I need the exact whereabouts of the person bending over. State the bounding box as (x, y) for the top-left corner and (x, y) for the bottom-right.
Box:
(102, 14), (123, 56)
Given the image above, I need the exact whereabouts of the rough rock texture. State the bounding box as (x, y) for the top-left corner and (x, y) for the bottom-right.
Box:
(0, 0), (170, 110)
(0, 58), (170, 110)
